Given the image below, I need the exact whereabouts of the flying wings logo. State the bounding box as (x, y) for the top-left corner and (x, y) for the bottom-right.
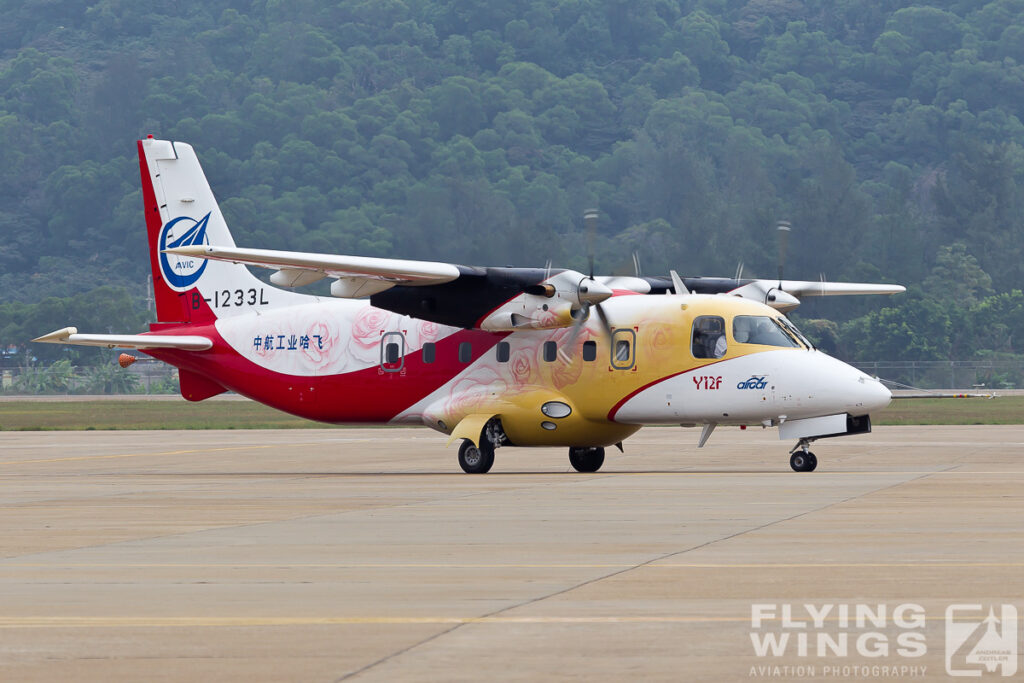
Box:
(159, 213), (211, 291)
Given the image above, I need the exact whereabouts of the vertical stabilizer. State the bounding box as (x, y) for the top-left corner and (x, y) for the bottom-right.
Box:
(138, 138), (304, 323)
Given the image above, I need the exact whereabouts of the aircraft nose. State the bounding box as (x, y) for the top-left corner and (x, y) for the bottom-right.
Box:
(806, 352), (892, 415)
(854, 373), (891, 413)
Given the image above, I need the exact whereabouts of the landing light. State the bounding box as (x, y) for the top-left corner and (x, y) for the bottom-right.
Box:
(541, 401), (572, 419)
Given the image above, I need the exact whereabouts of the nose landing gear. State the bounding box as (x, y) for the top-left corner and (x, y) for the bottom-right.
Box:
(789, 439), (818, 472)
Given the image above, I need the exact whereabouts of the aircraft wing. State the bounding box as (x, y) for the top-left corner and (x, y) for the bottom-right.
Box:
(655, 278), (907, 311)
(729, 280), (904, 311)
(774, 281), (906, 297)
(165, 245), (460, 297)
(164, 243), (906, 323)
(32, 327), (212, 350)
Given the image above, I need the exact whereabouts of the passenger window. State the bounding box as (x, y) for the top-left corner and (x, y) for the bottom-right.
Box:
(385, 343), (399, 364)
(458, 342), (472, 363)
(582, 340), (597, 362)
(543, 340), (557, 362)
(610, 329), (636, 370)
(692, 316), (727, 359)
(421, 342), (435, 364)
(496, 341), (510, 362)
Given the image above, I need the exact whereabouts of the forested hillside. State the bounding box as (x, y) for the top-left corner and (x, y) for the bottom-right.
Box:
(1, 0), (1023, 367)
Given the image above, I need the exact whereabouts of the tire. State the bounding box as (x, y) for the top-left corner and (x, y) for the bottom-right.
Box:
(459, 440), (494, 474)
(569, 446), (605, 473)
(790, 451), (816, 472)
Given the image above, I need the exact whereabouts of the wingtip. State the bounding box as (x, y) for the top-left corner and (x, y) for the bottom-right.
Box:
(32, 326), (78, 343)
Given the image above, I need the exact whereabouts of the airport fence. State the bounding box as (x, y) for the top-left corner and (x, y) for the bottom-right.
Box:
(850, 360), (1023, 391)
(1, 360), (179, 395)
(3, 357), (1023, 395)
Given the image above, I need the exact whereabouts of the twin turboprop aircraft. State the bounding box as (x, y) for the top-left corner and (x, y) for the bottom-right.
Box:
(35, 138), (903, 473)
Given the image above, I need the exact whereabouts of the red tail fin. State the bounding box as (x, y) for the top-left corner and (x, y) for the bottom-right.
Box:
(139, 139), (195, 322)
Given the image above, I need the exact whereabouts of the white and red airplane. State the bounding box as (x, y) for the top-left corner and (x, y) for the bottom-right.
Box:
(35, 137), (903, 473)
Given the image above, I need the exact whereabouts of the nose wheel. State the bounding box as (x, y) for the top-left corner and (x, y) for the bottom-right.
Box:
(789, 439), (818, 472)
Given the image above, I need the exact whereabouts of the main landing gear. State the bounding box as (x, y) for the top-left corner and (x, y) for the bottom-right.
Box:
(457, 418), (508, 474)
(458, 439), (494, 474)
(569, 446), (605, 473)
(789, 439), (818, 472)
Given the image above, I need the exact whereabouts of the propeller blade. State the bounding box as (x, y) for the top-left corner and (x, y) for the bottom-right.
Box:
(561, 306), (589, 359)
(594, 302), (613, 340)
(584, 208), (598, 278)
(777, 220), (791, 287)
(561, 300), (612, 362)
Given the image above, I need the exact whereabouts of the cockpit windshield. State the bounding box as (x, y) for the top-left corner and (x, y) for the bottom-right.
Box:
(776, 316), (813, 349)
(733, 315), (807, 349)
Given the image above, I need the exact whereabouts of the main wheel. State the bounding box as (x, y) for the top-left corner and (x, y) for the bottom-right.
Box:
(458, 440), (494, 474)
(569, 446), (605, 473)
(790, 451), (817, 472)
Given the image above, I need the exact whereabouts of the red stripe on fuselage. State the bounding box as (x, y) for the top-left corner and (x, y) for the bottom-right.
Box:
(146, 321), (508, 424)
(606, 357), (730, 422)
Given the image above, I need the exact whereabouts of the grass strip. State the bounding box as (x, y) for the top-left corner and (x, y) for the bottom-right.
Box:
(0, 396), (1020, 431)
(0, 400), (346, 430)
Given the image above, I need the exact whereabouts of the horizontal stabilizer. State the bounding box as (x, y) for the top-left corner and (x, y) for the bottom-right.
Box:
(33, 327), (212, 350)
(164, 245), (460, 297)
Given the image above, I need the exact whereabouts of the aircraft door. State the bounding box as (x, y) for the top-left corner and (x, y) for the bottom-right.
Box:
(380, 332), (405, 373)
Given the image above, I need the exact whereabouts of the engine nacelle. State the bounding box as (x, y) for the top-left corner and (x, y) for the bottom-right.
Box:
(477, 269), (609, 331)
(478, 296), (575, 331)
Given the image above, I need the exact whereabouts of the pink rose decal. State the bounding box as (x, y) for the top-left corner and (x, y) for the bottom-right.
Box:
(508, 348), (538, 387)
(349, 307), (393, 363)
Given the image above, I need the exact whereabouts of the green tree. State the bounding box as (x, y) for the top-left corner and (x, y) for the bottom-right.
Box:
(922, 243), (994, 305)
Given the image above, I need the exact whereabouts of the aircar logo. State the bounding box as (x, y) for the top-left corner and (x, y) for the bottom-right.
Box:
(738, 376), (768, 390)
(158, 213), (211, 291)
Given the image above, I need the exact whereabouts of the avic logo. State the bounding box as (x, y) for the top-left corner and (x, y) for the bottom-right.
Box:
(159, 213), (211, 291)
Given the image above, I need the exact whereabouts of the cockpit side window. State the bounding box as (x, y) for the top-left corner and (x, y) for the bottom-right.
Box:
(733, 315), (800, 348)
(692, 316), (727, 359)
